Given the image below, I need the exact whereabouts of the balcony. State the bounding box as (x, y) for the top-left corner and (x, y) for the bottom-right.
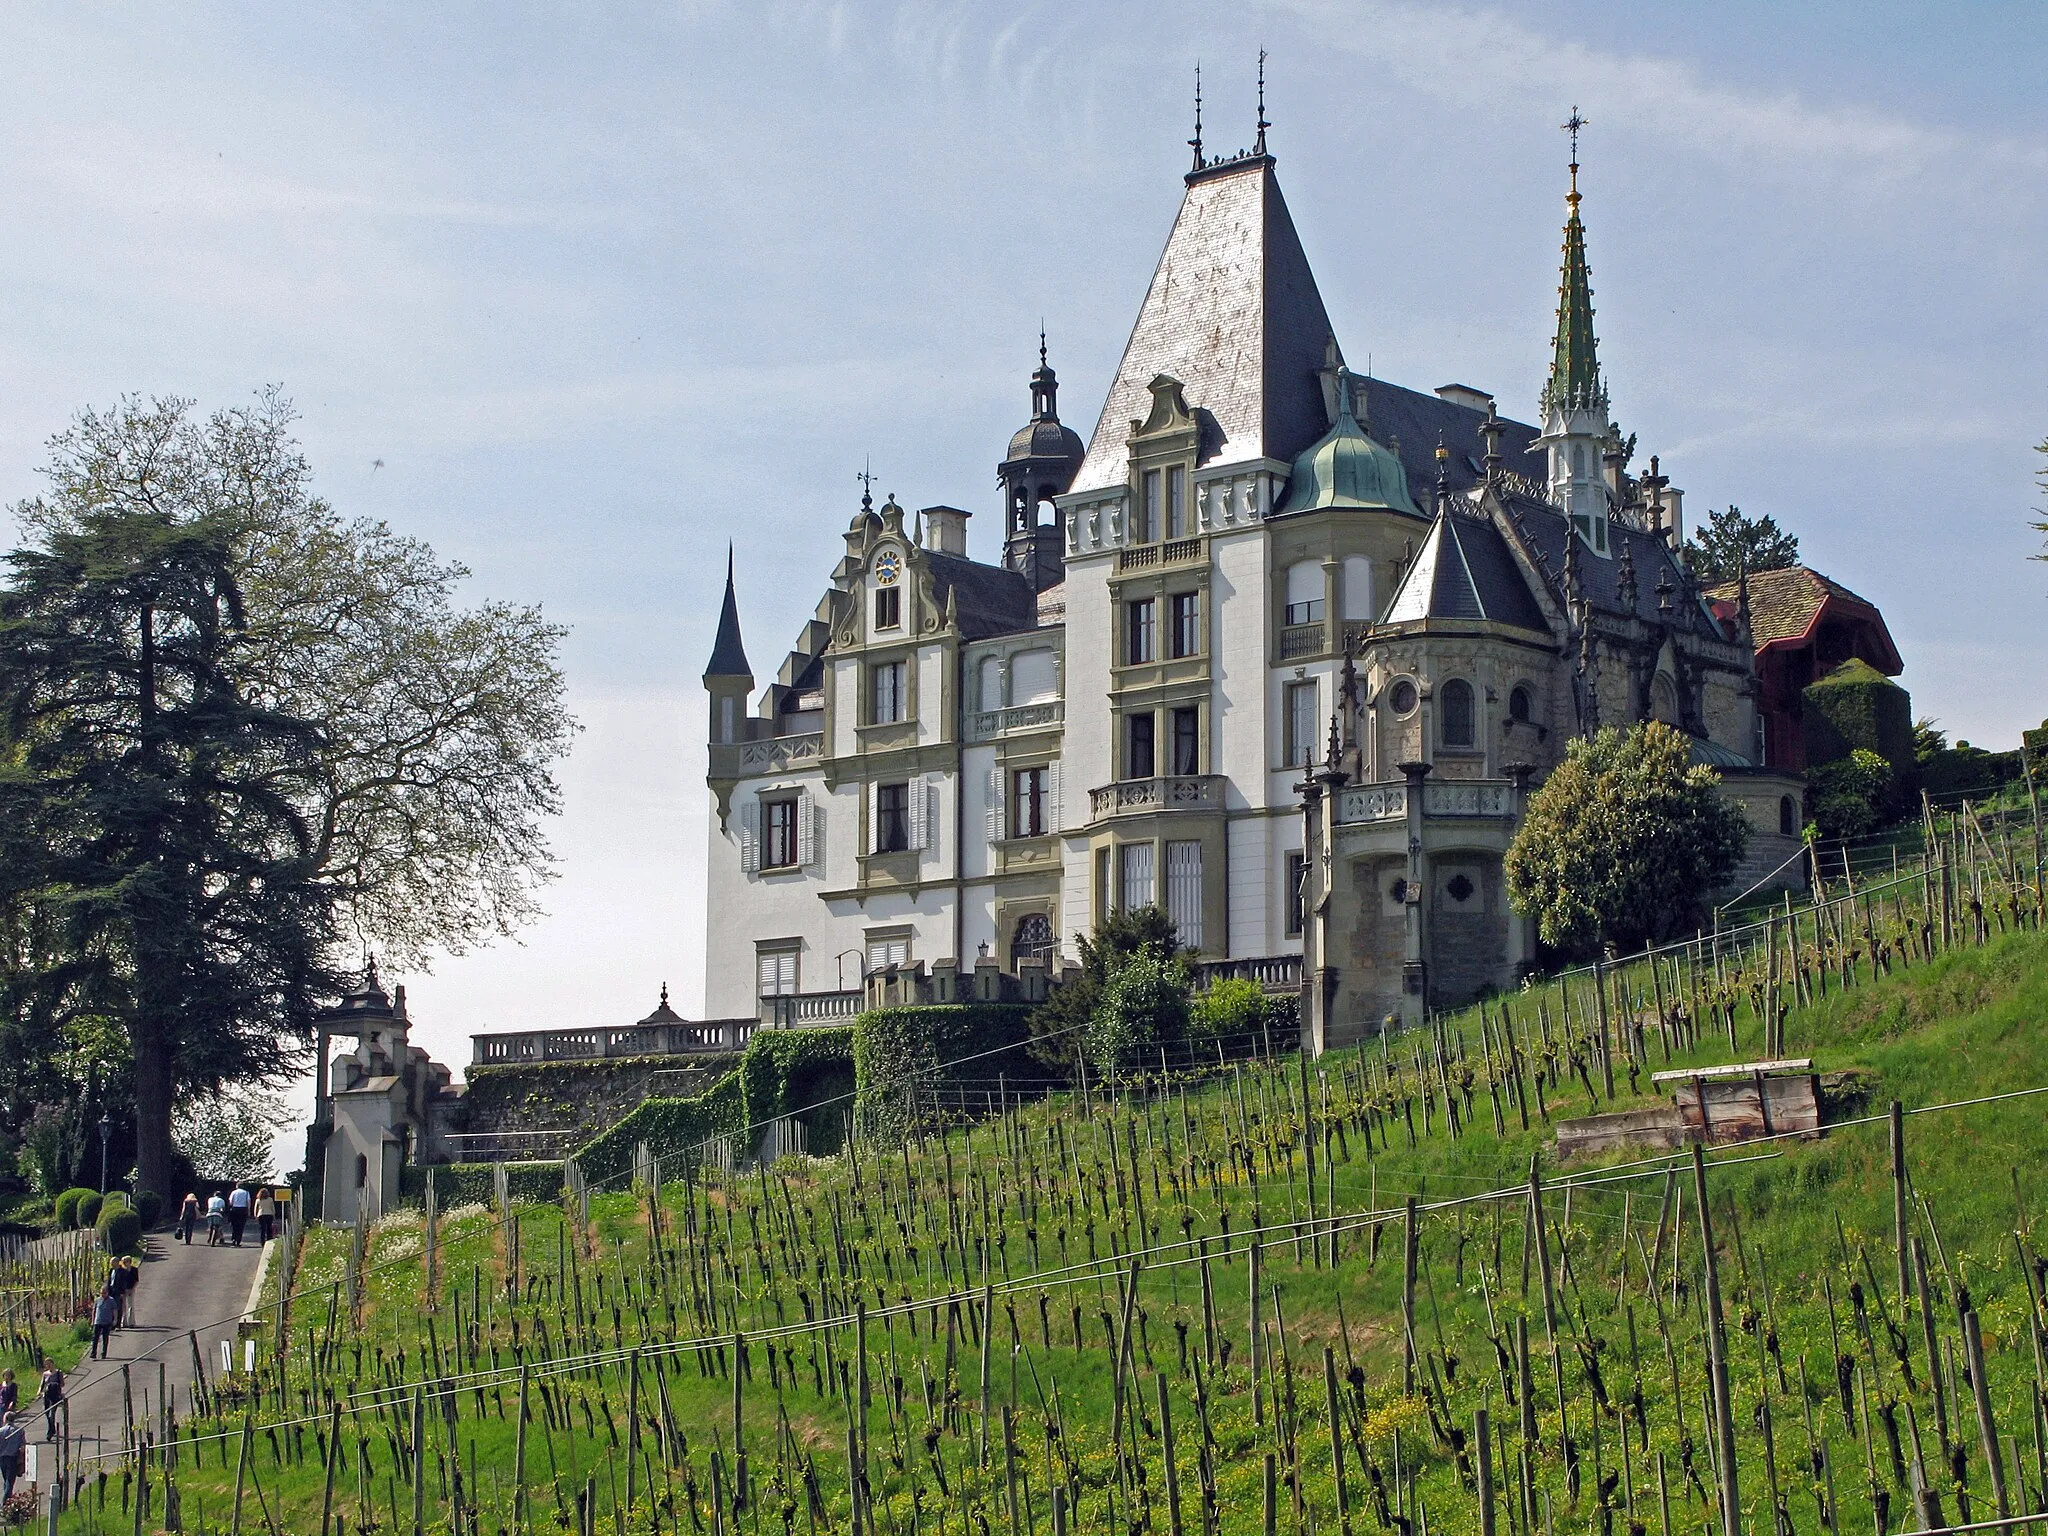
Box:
(1190, 954), (1302, 995)
(709, 731), (824, 780)
(1332, 778), (1515, 826)
(1116, 537), (1203, 573)
(471, 1018), (753, 1065)
(966, 700), (1063, 742)
(1090, 774), (1224, 820)
(1279, 622), (1323, 660)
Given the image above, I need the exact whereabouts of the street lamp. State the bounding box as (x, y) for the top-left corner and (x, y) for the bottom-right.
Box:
(97, 1114), (111, 1194)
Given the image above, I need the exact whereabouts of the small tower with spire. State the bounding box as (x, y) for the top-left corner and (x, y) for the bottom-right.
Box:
(999, 333), (1085, 593)
(703, 546), (754, 747)
(1536, 109), (1615, 557)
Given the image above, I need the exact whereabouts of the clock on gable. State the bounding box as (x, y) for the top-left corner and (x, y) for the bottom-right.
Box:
(874, 549), (901, 586)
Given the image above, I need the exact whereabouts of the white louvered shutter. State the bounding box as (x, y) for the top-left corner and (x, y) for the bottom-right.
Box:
(797, 792), (818, 867)
(908, 777), (930, 852)
(867, 781), (881, 854)
(986, 768), (1005, 844)
(739, 800), (760, 874)
(1047, 762), (1062, 834)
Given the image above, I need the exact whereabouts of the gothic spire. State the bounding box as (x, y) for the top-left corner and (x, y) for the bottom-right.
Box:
(703, 544), (752, 681)
(1543, 108), (1605, 416)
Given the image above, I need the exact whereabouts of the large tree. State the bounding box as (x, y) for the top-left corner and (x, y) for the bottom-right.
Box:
(1504, 722), (1750, 957)
(1684, 504), (1800, 585)
(0, 393), (574, 1195)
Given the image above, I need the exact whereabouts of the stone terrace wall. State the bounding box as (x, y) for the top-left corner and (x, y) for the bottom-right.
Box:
(460, 1053), (740, 1148)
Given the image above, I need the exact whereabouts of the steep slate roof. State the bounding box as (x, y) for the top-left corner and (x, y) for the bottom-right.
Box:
(1504, 495), (1724, 637)
(1357, 378), (1545, 499)
(925, 552), (1040, 640)
(1381, 513), (1548, 632)
(1071, 157), (1337, 493)
(1701, 566), (1901, 671)
(704, 551), (752, 680)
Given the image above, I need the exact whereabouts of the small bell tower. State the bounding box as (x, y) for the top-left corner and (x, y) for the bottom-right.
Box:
(999, 334), (1085, 594)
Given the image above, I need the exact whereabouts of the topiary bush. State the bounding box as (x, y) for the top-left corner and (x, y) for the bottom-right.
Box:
(134, 1190), (164, 1228)
(1802, 658), (1914, 773)
(95, 1203), (142, 1255)
(54, 1188), (95, 1231)
(75, 1192), (103, 1230)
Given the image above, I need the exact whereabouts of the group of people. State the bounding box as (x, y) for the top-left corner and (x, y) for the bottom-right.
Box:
(0, 1360), (74, 1495)
(89, 1254), (141, 1359)
(174, 1183), (281, 1247)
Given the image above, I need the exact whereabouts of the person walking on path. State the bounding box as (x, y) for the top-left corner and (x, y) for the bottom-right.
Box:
(178, 1192), (199, 1244)
(227, 1183), (251, 1245)
(103, 1259), (126, 1325)
(206, 1190), (226, 1245)
(0, 1369), (17, 1419)
(0, 1412), (23, 1501)
(254, 1187), (276, 1243)
(117, 1255), (141, 1326)
(89, 1291), (118, 1359)
(36, 1360), (61, 1441)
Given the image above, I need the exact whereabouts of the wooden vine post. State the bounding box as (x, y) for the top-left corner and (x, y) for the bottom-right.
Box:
(1691, 1145), (1741, 1536)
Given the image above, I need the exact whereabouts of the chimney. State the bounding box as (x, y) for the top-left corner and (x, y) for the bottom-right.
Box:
(921, 505), (969, 557)
(1434, 384), (1494, 412)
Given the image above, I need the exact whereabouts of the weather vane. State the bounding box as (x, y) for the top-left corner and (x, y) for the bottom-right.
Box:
(1255, 50), (1269, 155)
(856, 462), (877, 512)
(1189, 62), (1203, 170)
(1562, 107), (1586, 162)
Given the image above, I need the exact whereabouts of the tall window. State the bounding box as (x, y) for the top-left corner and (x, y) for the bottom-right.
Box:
(1440, 678), (1475, 748)
(875, 782), (910, 852)
(1118, 842), (1155, 912)
(1170, 592), (1199, 658)
(756, 946), (798, 998)
(1285, 852), (1308, 937)
(1171, 707), (1200, 776)
(1011, 766), (1047, 838)
(1126, 713), (1156, 780)
(1126, 599), (1156, 665)
(1284, 561), (1325, 626)
(1284, 680), (1318, 768)
(1166, 466), (1187, 539)
(1509, 684), (1534, 725)
(763, 798), (799, 869)
(1139, 470), (1162, 543)
(871, 661), (905, 724)
(1166, 840), (1202, 951)
(873, 587), (901, 631)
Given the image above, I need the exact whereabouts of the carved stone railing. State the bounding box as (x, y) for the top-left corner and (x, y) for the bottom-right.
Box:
(763, 990), (863, 1028)
(1334, 783), (1407, 824)
(1190, 954), (1302, 994)
(471, 1019), (752, 1065)
(1423, 779), (1514, 818)
(1116, 538), (1203, 573)
(1161, 537), (1202, 564)
(709, 731), (825, 779)
(966, 701), (1063, 742)
(1279, 623), (1323, 660)
(1089, 774), (1223, 820)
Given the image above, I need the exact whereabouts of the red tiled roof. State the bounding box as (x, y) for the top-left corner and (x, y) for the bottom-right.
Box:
(1702, 565), (1896, 665)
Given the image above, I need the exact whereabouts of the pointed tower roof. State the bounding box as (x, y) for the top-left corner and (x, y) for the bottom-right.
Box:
(1542, 113), (1606, 416)
(1070, 155), (1338, 493)
(1382, 513), (1547, 632)
(703, 546), (752, 681)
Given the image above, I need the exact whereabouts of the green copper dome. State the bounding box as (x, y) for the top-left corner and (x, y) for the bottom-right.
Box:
(1278, 384), (1421, 517)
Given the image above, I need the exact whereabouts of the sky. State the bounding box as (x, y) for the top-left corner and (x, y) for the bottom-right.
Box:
(1, 2), (2044, 1154)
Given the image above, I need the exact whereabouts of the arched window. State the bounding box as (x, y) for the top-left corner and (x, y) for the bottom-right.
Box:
(1779, 795), (1796, 837)
(1012, 913), (1054, 964)
(1650, 675), (1679, 726)
(1440, 679), (1476, 749)
(354, 1153), (368, 1190)
(1388, 678), (1418, 716)
(1509, 685), (1534, 725)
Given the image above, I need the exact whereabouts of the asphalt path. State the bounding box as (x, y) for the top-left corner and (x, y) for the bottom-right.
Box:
(45, 1224), (265, 1462)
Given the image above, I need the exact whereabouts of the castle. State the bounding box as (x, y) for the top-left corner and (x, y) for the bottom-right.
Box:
(700, 111), (1805, 1051)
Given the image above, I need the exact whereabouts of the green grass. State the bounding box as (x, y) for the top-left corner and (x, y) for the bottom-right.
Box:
(45, 895), (2048, 1536)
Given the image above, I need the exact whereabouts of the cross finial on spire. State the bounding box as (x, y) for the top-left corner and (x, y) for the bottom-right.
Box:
(1255, 50), (1269, 155)
(1562, 107), (1586, 205)
(1189, 63), (1204, 171)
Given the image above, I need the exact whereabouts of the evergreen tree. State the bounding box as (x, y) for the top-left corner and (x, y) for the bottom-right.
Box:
(1684, 504), (1800, 584)
(0, 508), (343, 1195)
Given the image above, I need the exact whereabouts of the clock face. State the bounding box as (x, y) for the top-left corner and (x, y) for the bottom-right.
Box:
(874, 550), (901, 586)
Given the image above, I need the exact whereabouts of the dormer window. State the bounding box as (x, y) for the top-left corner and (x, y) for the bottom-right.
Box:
(873, 587), (901, 630)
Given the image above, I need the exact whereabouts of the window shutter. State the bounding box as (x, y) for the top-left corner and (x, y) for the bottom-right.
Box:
(986, 768), (1005, 844)
(797, 792), (818, 867)
(908, 777), (930, 852)
(739, 801), (760, 874)
(1047, 762), (1062, 833)
(867, 781), (880, 855)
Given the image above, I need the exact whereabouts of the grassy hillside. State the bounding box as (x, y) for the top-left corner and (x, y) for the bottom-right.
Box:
(50, 890), (2048, 1536)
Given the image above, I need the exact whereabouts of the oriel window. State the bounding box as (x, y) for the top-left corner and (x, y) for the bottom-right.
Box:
(871, 661), (905, 724)
(1126, 599), (1156, 665)
(1126, 712), (1156, 780)
(1170, 592), (1199, 658)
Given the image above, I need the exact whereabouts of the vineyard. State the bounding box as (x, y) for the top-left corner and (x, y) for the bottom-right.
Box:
(26, 813), (2048, 1536)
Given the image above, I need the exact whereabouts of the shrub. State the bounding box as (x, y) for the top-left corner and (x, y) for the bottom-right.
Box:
(95, 1203), (143, 1255)
(1802, 658), (1914, 773)
(853, 1003), (1037, 1141)
(1190, 976), (1268, 1052)
(1024, 906), (1181, 1078)
(1086, 949), (1192, 1077)
(75, 1192), (103, 1230)
(54, 1188), (95, 1231)
(1807, 749), (1898, 841)
(134, 1190), (164, 1228)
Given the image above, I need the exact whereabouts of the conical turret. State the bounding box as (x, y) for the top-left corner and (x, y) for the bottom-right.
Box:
(704, 547), (753, 747)
(1535, 110), (1615, 557)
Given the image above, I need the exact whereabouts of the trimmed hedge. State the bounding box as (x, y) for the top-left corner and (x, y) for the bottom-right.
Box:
(76, 1192), (104, 1230)
(96, 1204), (142, 1255)
(740, 1027), (855, 1154)
(1803, 658), (1914, 772)
(54, 1188), (95, 1231)
(573, 1067), (747, 1185)
(135, 1190), (163, 1228)
(852, 1004), (1036, 1141)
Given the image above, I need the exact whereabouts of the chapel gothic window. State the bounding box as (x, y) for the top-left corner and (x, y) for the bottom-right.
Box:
(1440, 679), (1476, 749)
